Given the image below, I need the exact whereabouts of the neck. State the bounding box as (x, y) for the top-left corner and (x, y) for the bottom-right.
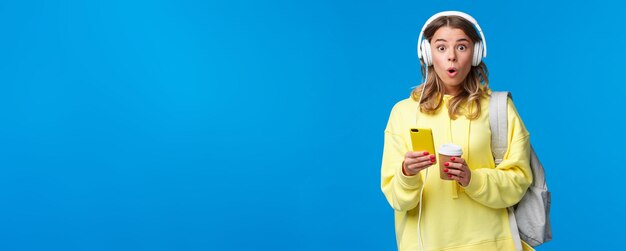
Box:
(443, 86), (461, 96)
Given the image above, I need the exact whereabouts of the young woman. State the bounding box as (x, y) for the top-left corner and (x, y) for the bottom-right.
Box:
(380, 11), (534, 251)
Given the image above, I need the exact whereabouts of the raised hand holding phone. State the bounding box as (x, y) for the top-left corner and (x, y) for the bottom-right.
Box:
(403, 128), (437, 176)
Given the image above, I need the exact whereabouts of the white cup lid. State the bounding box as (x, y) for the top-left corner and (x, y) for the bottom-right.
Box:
(438, 143), (463, 156)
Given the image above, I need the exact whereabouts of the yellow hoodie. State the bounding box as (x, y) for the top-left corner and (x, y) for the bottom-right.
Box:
(381, 95), (534, 251)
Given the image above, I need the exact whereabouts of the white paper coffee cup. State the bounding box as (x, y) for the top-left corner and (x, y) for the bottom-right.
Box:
(438, 144), (463, 180)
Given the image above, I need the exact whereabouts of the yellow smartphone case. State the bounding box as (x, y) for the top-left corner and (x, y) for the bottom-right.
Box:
(409, 128), (435, 154)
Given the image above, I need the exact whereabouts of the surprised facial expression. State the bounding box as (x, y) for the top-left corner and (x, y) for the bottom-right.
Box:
(430, 27), (475, 94)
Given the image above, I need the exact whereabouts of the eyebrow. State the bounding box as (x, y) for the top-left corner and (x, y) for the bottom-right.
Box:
(434, 38), (471, 43)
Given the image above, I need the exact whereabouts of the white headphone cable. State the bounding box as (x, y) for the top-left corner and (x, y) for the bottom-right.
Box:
(417, 169), (428, 250)
(415, 68), (428, 251)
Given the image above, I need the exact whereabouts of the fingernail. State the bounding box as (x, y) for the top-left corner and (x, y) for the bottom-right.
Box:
(450, 157), (456, 161)
(430, 159), (435, 162)
(444, 168), (449, 172)
(423, 152), (429, 156)
(444, 162), (449, 167)
(448, 174), (452, 178)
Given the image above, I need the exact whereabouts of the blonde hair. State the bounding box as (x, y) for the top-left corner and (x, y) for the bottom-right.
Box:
(411, 15), (490, 120)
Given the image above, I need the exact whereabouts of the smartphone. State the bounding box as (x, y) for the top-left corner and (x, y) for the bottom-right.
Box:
(409, 128), (435, 154)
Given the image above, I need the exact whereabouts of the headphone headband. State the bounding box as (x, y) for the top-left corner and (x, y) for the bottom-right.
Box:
(417, 11), (487, 60)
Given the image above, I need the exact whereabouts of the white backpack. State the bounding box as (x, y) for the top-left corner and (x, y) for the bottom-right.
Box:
(489, 92), (552, 250)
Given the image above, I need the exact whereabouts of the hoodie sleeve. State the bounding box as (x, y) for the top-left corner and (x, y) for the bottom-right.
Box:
(463, 98), (533, 209)
(380, 103), (424, 211)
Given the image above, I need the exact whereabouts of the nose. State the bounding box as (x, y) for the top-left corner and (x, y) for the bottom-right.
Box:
(447, 50), (457, 62)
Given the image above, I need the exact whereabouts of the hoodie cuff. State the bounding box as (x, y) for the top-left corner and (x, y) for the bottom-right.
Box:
(397, 164), (423, 189)
(464, 169), (486, 196)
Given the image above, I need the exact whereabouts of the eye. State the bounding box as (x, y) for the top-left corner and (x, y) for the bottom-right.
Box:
(457, 45), (467, 51)
(437, 45), (446, 52)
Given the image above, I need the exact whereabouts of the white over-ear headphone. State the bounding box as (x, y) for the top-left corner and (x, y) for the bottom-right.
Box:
(417, 11), (487, 67)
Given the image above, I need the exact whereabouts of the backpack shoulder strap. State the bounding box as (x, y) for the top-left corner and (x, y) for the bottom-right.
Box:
(489, 91), (511, 166)
(490, 91), (523, 251)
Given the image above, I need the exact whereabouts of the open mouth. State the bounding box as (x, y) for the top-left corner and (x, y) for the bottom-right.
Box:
(446, 67), (458, 77)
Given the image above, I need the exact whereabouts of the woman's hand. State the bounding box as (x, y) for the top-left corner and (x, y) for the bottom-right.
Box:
(402, 151), (436, 176)
(444, 157), (471, 186)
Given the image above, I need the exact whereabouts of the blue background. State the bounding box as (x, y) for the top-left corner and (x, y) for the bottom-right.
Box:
(1, 0), (624, 250)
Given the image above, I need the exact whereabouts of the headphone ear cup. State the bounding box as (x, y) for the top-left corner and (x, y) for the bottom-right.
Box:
(421, 40), (432, 66)
(472, 41), (483, 66)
